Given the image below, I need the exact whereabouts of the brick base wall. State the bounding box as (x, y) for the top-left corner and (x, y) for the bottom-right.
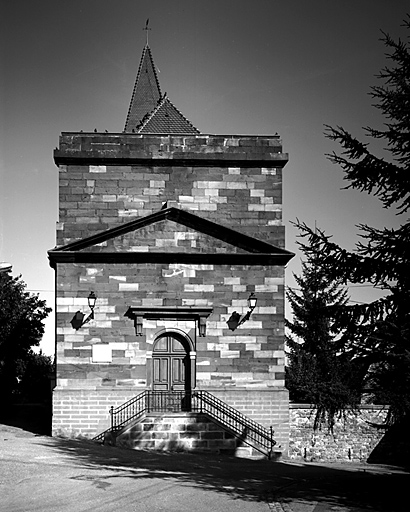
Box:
(289, 404), (388, 462)
(52, 387), (139, 438)
(52, 386), (290, 453)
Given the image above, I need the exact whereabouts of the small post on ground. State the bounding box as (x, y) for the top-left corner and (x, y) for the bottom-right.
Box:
(109, 406), (114, 430)
(268, 425), (274, 460)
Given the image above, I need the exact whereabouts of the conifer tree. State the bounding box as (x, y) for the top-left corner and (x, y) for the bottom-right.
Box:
(285, 242), (362, 430)
(294, 17), (410, 424)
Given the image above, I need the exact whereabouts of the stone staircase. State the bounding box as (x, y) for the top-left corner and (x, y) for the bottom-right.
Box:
(94, 390), (278, 459)
(111, 412), (263, 458)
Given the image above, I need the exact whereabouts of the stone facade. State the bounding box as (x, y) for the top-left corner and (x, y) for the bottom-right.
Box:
(49, 65), (299, 463)
(49, 133), (293, 452)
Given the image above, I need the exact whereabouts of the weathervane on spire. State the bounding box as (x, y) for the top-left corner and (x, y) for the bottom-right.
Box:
(143, 18), (151, 45)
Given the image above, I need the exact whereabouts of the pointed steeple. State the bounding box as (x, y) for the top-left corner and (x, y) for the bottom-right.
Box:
(124, 44), (162, 132)
(125, 39), (200, 134)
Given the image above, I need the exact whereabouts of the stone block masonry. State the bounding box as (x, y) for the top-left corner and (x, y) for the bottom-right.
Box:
(55, 262), (285, 386)
(55, 134), (287, 248)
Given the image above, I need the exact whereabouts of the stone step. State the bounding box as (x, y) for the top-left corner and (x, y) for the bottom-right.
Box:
(114, 412), (269, 459)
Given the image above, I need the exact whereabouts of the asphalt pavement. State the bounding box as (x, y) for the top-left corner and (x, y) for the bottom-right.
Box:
(0, 424), (408, 512)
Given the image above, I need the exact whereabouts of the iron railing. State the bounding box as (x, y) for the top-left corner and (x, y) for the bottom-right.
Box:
(92, 391), (146, 443)
(192, 390), (276, 455)
(93, 390), (276, 457)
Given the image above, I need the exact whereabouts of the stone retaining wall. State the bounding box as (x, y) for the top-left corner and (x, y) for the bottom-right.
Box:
(289, 404), (388, 462)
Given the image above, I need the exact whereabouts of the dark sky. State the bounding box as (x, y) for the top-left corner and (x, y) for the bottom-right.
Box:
(0, 0), (407, 354)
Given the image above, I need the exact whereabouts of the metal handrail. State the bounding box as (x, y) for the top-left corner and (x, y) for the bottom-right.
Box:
(192, 390), (276, 454)
(110, 390), (147, 430)
(93, 390), (276, 457)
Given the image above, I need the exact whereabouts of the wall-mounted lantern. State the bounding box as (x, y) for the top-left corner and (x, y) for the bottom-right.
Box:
(226, 293), (257, 331)
(199, 316), (207, 337)
(87, 291), (97, 313)
(134, 316), (143, 336)
(70, 291), (97, 330)
(247, 292), (257, 311)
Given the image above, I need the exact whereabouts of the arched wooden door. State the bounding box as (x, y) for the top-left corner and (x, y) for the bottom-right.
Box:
(152, 334), (191, 392)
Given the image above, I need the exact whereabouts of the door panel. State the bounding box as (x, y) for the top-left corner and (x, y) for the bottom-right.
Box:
(153, 356), (170, 391)
(152, 335), (190, 392)
(171, 356), (186, 391)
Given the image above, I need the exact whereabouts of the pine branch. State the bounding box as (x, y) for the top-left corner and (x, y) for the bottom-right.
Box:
(325, 126), (410, 213)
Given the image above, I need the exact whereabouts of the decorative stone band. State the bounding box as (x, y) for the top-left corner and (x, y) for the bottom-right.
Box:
(53, 133), (289, 168)
(48, 251), (293, 266)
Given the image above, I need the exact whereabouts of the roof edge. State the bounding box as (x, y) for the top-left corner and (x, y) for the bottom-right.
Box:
(53, 133), (288, 167)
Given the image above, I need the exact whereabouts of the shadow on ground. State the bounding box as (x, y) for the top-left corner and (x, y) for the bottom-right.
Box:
(32, 435), (409, 511)
(0, 403), (51, 436)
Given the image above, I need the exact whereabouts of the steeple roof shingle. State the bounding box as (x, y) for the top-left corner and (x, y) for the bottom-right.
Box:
(138, 95), (200, 134)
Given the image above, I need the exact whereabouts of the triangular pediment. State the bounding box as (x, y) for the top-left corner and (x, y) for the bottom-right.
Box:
(75, 219), (253, 254)
(48, 208), (294, 266)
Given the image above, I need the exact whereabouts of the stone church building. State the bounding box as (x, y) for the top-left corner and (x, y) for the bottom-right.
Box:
(48, 40), (294, 456)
